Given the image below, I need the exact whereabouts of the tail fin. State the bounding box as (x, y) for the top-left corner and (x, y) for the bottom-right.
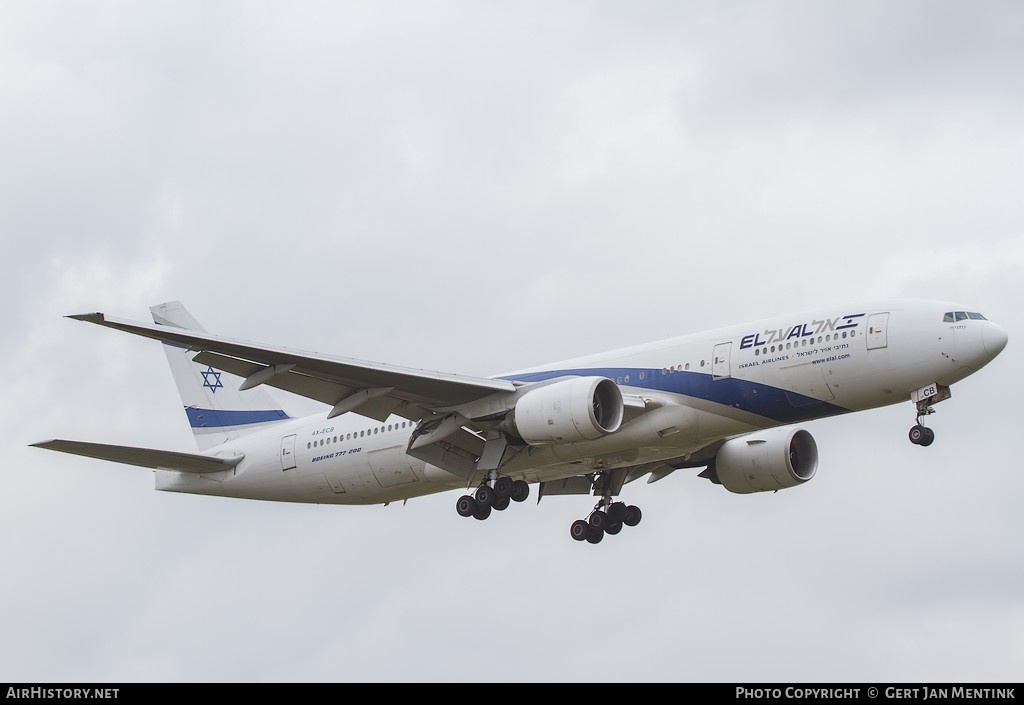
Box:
(151, 301), (292, 451)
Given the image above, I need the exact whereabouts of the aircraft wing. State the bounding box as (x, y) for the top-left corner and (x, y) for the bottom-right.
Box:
(69, 312), (517, 422)
(30, 439), (243, 474)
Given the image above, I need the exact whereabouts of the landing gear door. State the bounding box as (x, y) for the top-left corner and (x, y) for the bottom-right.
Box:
(281, 434), (297, 471)
(867, 312), (889, 350)
(713, 342), (732, 380)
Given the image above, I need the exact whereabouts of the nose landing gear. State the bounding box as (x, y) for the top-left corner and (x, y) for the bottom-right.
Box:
(909, 400), (937, 446)
(908, 384), (952, 446)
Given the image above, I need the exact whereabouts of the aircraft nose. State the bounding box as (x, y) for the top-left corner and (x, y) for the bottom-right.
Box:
(983, 322), (1009, 358)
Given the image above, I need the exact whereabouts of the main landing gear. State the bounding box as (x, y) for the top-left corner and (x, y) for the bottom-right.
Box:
(569, 499), (642, 544)
(568, 470), (643, 548)
(455, 473), (530, 521)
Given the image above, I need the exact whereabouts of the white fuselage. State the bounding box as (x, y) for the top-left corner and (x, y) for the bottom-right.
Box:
(156, 298), (1006, 504)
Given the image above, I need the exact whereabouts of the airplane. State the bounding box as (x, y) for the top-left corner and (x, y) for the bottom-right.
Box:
(32, 298), (1008, 544)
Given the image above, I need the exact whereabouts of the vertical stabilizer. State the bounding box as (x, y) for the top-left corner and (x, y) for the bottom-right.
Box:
(151, 301), (292, 451)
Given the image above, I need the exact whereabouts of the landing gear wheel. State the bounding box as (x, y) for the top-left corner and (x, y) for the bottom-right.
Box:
(492, 495), (511, 511)
(607, 501), (627, 524)
(588, 510), (608, 531)
(921, 427), (935, 446)
(493, 476), (512, 499)
(473, 504), (492, 521)
(510, 480), (530, 503)
(475, 485), (495, 507)
(605, 521), (623, 535)
(456, 495), (477, 518)
(585, 527), (604, 544)
(623, 505), (642, 527)
(570, 519), (590, 541)
(909, 425), (926, 445)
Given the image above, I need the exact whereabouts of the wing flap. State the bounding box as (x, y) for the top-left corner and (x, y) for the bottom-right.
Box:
(192, 350), (354, 406)
(192, 350), (415, 422)
(538, 475), (594, 496)
(31, 440), (243, 474)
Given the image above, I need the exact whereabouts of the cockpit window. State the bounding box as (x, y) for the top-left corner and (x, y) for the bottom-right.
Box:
(945, 311), (987, 322)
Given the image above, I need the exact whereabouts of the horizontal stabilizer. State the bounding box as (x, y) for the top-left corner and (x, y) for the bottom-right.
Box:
(30, 439), (243, 474)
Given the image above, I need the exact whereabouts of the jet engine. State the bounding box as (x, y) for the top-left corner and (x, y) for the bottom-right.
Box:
(709, 427), (818, 494)
(506, 376), (624, 445)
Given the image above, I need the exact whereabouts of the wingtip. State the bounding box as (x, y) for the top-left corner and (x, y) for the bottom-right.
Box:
(67, 312), (105, 323)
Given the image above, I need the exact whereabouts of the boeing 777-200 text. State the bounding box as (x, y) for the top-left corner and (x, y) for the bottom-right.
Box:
(32, 298), (1008, 543)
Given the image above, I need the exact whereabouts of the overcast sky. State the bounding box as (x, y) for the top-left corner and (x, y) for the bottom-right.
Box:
(2, 1), (1022, 684)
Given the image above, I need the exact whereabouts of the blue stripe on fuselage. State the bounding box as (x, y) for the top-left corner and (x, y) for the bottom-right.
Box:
(501, 367), (849, 424)
(185, 407), (291, 428)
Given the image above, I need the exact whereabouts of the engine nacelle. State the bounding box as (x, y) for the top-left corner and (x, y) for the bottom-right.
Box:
(713, 427), (818, 494)
(508, 377), (624, 445)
